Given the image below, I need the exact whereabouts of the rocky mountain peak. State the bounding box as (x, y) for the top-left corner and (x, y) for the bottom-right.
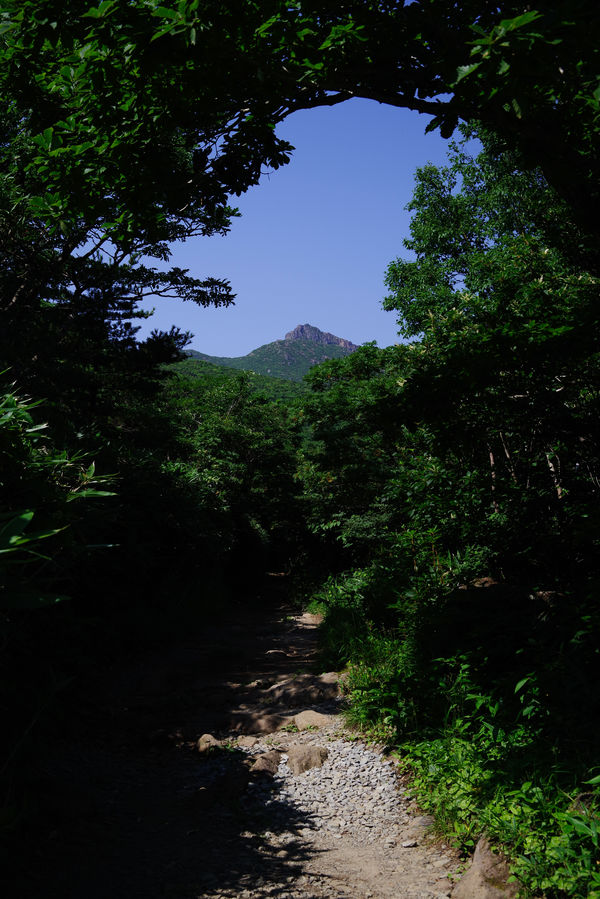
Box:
(284, 323), (358, 351)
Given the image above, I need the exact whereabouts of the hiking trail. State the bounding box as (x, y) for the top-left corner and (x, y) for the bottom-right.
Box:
(17, 597), (473, 898)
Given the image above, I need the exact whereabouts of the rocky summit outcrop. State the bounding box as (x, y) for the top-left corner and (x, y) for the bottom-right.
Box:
(189, 325), (358, 381)
(284, 323), (358, 351)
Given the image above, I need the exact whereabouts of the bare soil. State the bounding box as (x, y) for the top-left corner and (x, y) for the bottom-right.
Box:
(10, 593), (461, 899)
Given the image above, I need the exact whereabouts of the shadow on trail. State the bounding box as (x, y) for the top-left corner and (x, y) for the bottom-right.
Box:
(8, 596), (338, 898)
(16, 745), (325, 898)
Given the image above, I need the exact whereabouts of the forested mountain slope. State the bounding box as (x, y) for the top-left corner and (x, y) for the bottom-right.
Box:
(171, 357), (309, 403)
(188, 324), (359, 381)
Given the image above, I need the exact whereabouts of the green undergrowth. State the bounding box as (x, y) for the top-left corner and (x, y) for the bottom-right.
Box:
(312, 574), (600, 899)
(402, 731), (600, 899)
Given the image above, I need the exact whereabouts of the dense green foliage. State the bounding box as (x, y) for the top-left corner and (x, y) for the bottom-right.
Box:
(1, 2), (599, 895)
(160, 364), (302, 571)
(174, 357), (309, 402)
(0, 358), (304, 847)
(0, 382), (114, 610)
(302, 132), (600, 897)
(2, 1), (599, 237)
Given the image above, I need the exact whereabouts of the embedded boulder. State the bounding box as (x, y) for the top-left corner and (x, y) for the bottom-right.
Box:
(264, 672), (340, 707)
(196, 734), (222, 753)
(236, 735), (259, 749)
(250, 750), (282, 777)
(294, 709), (337, 730)
(229, 711), (287, 734)
(452, 837), (520, 898)
(286, 744), (328, 774)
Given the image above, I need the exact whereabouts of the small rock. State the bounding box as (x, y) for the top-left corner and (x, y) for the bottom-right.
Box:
(452, 837), (520, 898)
(318, 671), (340, 686)
(197, 733), (222, 753)
(293, 709), (336, 730)
(237, 735), (259, 748)
(402, 839), (418, 848)
(286, 744), (329, 774)
(413, 815), (436, 828)
(251, 750), (282, 777)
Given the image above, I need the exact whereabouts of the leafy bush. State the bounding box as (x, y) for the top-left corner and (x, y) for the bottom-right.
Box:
(341, 630), (423, 741)
(0, 382), (113, 608)
(403, 716), (600, 898)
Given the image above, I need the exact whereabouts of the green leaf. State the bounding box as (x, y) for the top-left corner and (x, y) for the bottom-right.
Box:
(82, 0), (116, 19)
(255, 17), (278, 38)
(455, 62), (480, 83)
(152, 6), (179, 19)
(0, 20), (16, 37)
(0, 525), (66, 551)
(66, 489), (115, 501)
(498, 11), (543, 33)
(0, 511), (34, 544)
(34, 127), (54, 151)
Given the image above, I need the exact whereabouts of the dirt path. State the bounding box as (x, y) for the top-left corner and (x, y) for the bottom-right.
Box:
(13, 596), (462, 899)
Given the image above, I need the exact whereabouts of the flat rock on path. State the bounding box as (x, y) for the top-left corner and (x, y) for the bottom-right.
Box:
(285, 743), (328, 774)
(9, 598), (476, 899)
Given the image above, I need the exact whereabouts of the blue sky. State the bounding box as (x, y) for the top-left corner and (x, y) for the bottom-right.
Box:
(139, 98), (454, 357)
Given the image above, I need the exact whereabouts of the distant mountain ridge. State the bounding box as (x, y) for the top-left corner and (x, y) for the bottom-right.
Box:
(284, 323), (358, 351)
(188, 324), (359, 382)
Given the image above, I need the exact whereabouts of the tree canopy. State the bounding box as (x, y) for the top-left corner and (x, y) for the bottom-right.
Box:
(299, 130), (600, 895)
(1, 0), (599, 247)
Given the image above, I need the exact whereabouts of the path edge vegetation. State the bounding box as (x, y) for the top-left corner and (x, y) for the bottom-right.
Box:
(1, 3), (600, 897)
(302, 126), (600, 898)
